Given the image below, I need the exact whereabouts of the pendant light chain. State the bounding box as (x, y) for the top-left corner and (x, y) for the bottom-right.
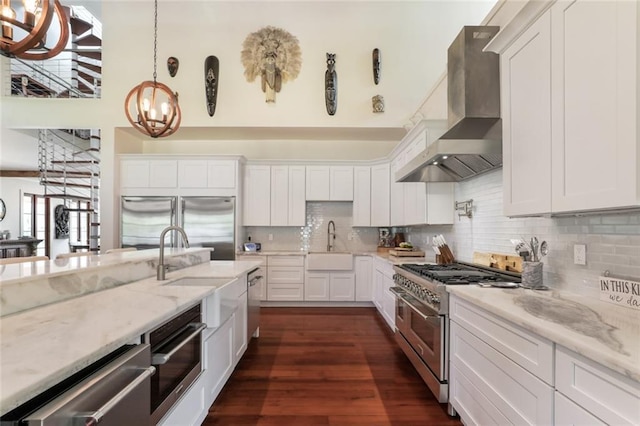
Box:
(152, 0), (158, 83)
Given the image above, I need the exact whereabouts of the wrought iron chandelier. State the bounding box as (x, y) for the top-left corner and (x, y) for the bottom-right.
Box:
(124, 0), (181, 138)
(0, 0), (69, 60)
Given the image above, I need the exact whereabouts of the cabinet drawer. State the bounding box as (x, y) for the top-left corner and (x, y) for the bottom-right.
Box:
(450, 295), (553, 384)
(555, 391), (606, 426)
(267, 266), (304, 283)
(556, 346), (640, 425)
(450, 320), (554, 425)
(267, 255), (305, 267)
(268, 283), (304, 301)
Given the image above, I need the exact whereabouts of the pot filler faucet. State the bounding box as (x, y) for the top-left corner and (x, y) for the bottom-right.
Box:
(327, 220), (336, 252)
(157, 225), (190, 280)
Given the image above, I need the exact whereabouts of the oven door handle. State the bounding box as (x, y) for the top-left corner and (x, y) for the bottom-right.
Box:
(152, 322), (206, 365)
(76, 366), (157, 426)
(398, 294), (440, 320)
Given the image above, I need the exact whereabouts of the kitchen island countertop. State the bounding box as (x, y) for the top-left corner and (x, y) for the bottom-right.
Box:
(447, 285), (640, 382)
(0, 259), (261, 416)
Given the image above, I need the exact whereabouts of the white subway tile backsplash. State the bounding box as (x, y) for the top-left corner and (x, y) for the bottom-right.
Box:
(407, 169), (640, 298)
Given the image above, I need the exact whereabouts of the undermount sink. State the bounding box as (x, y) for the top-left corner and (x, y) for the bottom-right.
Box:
(163, 277), (235, 287)
(307, 252), (353, 271)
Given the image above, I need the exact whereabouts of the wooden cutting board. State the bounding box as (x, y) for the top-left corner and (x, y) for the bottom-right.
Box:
(473, 252), (523, 273)
(389, 249), (425, 257)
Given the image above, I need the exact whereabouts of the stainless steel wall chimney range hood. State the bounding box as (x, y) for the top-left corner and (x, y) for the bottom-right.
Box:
(398, 26), (502, 183)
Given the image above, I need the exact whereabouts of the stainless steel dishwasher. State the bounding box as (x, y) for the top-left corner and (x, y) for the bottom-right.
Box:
(0, 344), (154, 425)
(247, 267), (263, 338)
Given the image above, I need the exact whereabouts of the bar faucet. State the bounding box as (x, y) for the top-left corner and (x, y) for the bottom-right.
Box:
(157, 225), (190, 280)
(327, 220), (336, 252)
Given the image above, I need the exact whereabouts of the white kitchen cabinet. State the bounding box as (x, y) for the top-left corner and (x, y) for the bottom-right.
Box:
(329, 273), (355, 301)
(178, 160), (236, 190)
(243, 165), (271, 226)
(233, 293), (248, 362)
(555, 392), (606, 426)
(555, 346), (640, 425)
(389, 156), (405, 226)
(354, 256), (373, 302)
(404, 182), (454, 226)
(490, 0), (639, 216)
(267, 255), (305, 301)
(352, 166), (371, 226)
(271, 165), (306, 226)
(373, 258), (395, 330)
(550, 0), (638, 213)
(501, 9), (552, 216)
(304, 273), (330, 301)
(158, 369), (207, 426)
(288, 166), (306, 225)
(450, 298), (554, 426)
(370, 163), (390, 226)
(305, 166), (330, 200)
(305, 166), (353, 201)
(120, 159), (177, 189)
(304, 272), (355, 301)
(204, 316), (234, 408)
(270, 165), (290, 226)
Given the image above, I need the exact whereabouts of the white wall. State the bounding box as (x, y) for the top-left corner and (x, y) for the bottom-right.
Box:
(407, 170), (640, 298)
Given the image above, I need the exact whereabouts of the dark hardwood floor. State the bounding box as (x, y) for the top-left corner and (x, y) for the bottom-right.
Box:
(204, 307), (461, 426)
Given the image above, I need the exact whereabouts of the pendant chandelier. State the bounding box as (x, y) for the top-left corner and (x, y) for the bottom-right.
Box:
(124, 0), (181, 138)
(0, 0), (69, 60)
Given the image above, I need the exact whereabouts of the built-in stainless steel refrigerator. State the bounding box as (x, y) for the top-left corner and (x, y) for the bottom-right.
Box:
(120, 196), (235, 260)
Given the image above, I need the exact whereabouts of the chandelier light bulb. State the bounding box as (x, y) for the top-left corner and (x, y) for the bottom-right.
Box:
(0, 0), (70, 60)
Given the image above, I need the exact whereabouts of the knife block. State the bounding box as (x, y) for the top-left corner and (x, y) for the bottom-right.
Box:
(436, 254), (454, 265)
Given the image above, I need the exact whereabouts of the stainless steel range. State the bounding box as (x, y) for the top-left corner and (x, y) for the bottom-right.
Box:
(391, 262), (521, 415)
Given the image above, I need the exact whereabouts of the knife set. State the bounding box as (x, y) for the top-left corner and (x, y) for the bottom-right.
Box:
(432, 234), (455, 264)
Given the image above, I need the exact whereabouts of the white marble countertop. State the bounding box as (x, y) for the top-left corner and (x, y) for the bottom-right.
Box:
(0, 260), (261, 416)
(447, 286), (640, 382)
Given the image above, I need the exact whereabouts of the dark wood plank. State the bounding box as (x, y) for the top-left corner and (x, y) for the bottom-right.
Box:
(204, 307), (460, 426)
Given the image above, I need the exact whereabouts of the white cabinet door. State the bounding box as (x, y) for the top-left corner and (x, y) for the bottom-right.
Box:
(555, 346), (640, 425)
(288, 165), (306, 226)
(330, 166), (354, 201)
(204, 316), (234, 408)
(501, 10), (552, 216)
(243, 165), (271, 226)
(352, 166), (371, 226)
(550, 0), (638, 212)
(305, 273), (330, 301)
(121, 160), (150, 188)
(149, 160), (178, 188)
(158, 373), (207, 426)
(207, 160), (236, 189)
(329, 273), (355, 301)
(233, 293), (248, 362)
(390, 156), (405, 226)
(555, 392), (606, 426)
(381, 273), (396, 330)
(370, 163), (390, 226)
(178, 160), (208, 188)
(270, 165), (289, 226)
(354, 256), (373, 302)
(373, 269), (383, 311)
(306, 166), (330, 200)
(426, 182), (454, 225)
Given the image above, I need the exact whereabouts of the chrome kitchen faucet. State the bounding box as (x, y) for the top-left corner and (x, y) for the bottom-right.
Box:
(327, 220), (336, 251)
(157, 225), (190, 280)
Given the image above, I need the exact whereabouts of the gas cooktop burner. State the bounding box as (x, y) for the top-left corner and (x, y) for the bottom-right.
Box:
(398, 263), (521, 285)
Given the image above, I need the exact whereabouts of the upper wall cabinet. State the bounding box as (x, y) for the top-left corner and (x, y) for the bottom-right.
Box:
(243, 165), (271, 226)
(244, 165), (306, 227)
(120, 156), (240, 197)
(270, 165), (306, 226)
(370, 163), (390, 226)
(488, 0), (639, 216)
(306, 166), (354, 201)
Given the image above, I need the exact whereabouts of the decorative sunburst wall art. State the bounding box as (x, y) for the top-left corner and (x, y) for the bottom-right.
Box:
(241, 26), (302, 103)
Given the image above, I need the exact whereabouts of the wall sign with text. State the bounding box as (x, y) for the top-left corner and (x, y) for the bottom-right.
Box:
(599, 276), (640, 310)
